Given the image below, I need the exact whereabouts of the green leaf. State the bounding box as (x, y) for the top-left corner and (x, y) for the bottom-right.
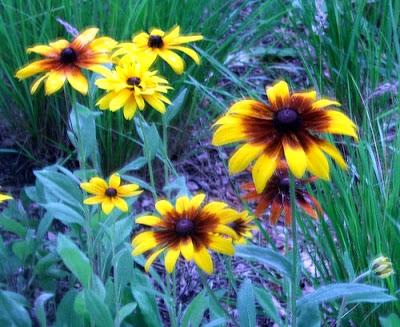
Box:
(237, 279), (256, 327)
(236, 245), (292, 277)
(0, 290), (31, 327)
(117, 302), (137, 324)
(182, 290), (208, 327)
(55, 290), (85, 327)
(165, 88), (188, 123)
(0, 215), (26, 237)
(119, 156), (147, 174)
(380, 313), (400, 327)
(297, 283), (396, 307)
(135, 118), (162, 160)
(84, 290), (114, 327)
(131, 269), (162, 327)
(297, 304), (320, 327)
(44, 202), (85, 226)
(12, 239), (35, 261)
(254, 287), (281, 324)
(34, 293), (53, 327)
(56, 234), (92, 288)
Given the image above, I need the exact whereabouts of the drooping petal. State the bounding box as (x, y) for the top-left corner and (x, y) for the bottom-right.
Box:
(318, 140), (347, 169)
(132, 233), (158, 256)
(30, 74), (48, 94)
(305, 140), (330, 181)
(123, 95), (138, 120)
(252, 152), (279, 193)
(136, 215), (163, 226)
(211, 125), (247, 146)
(228, 143), (264, 174)
(143, 94), (167, 113)
(83, 195), (105, 204)
(164, 247), (180, 273)
(208, 235), (234, 255)
(16, 60), (52, 79)
(158, 50), (185, 74)
(282, 136), (307, 178)
(113, 197), (129, 212)
(66, 68), (88, 95)
(131, 231), (156, 247)
(101, 198), (114, 215)
(117, 183), (141, 197)
(312, 99), (341, 109)
(324, 110), (358, 140)
(144, 248), (164, 272)
(193, 246), (213, 274)
(44, 70), (66, 95)
(169, 46), (200, 64)
(109, 89), (132, 111)
(180, 238), (194, 260)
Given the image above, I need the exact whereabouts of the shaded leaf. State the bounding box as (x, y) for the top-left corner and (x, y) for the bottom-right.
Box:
(237, 279), (256, 327)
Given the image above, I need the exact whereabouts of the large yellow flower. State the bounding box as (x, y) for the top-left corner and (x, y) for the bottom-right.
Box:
(212, 81), (358, 193)
(113, 26), (203, 74)
(16, 28), (116, 95)
(132, 194), (239, 274)
(80, 173), (142, 214)
(95, 59), (172, 119)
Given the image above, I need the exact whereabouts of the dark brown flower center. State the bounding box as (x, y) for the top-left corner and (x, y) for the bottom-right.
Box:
(175, 218), (194, 236)
(278, 177), (290, 190)
(60, 47), (77, 64)
(148, 35), (164, 48)
(127, 77), (141, 86)
(105, 187), (117, 197)
(274, 108), (301, 132)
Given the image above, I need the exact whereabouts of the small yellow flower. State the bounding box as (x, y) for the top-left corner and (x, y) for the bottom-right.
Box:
(212, 80), (358, 193)
(113, 26), (203, 74)
(16, 28), (116, 95)
(371, 256), (394, 279)
(0, 192), (13, 203)
(132, 194), (239, 274)
(95, 59), (172, 119)
(229, 211), (257, 244)
(80, 174), (142, 214)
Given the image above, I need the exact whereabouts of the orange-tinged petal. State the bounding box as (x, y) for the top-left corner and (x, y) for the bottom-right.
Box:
(45, 70), (66, 95)
(312, 99), (341, 109)
(67, 69), (88, 95)
(72, 28), (99, 49)
(282, 136), (307, 178)
(16, 60), (49, 79)
(180, 238), (194, 260)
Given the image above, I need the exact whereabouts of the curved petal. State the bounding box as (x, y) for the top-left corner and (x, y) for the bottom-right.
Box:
(30, 74), (48, 94)
(208, 235), (234, 255)
(143, 94), (166, 113)
(324, 110), (358, 140)
(144, 248), (164, 272)
(164, 247), (180, 273)
(109, 89), (132, 111)
(66, 68), (88, 95)
(27, 45), (57, 56)
(180, 238), (194, 260)
(189, 193), (206, 211)
(176, 196), (190, 214)
(266, 81), (290, 109)
(193, 246), (213, 274)
(212, 125), (247, 146)
(15, 60), (52, 79)
(228, 143), (264, 174)
(101, 198), (114, 215)
(312, 99), (341, 109)
(72, 28), (99, 49)
(282, 136), (307, 178)
(252, 152), (279, 193)
(318, 140), (347, 169)
(83, 195), (105, 205)
(109, 174), (121, 188)
(169, 46), (200, 64)
(45, 70), (66, 95)
(113, 197), (128, 212)
(132, 234), (158, 256)
(136, 215), (163, 226)
(117, 183), (141, 197)
(155, 199), (174, 216)
(158, 50), (185, 74)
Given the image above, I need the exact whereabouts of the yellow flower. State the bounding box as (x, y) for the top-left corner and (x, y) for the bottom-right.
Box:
(80, 173), (142, 214)
(371, 256), (394, 279)
(212, 80), (358, 193)
(95, 59), (172, 119)
(229, 211), (257, 244)
(113, 26), (203, 74)
(16, 28), (116, 95)
(132, 194), (239, 274)
(0, 192), (13, 203)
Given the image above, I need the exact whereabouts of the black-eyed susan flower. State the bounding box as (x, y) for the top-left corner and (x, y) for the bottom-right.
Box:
(95, 59), (172, 119)
(16, 28), (116, 95)
(371, 256), (394, 279)
(132, 194), (239, 274)
(212, 80), (358, 193)
(242, 163), (323, 225)
(229, 211), (257, 244)
(113, 26), (203, 74)
(80, 173), (142, 214)
(0, 191), (13, 203)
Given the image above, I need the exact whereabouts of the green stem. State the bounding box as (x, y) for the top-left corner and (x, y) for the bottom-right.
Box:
(198, 269), (239, 327)
(289, 173), (298, 326)
(336, 271), (371, 327)
(111, 218), (120, 326)
(162, 115), (169, 187)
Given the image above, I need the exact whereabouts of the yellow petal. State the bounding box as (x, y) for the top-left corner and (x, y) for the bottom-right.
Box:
(325, 111), (358, 140)
(27, 45), (55, 56)
(180, 239), (194, 260)
(158, 50), (185, 74)
(117, 184), (141, 197)
(132, 234), (158, 256)
(15, 61), (48, 79)
(144, 248), (164, 272)
(266, 81), (290, 108)
(136, 215), (163, 226)
(132, 231), (155, 247)
(176, 196), (190, 214)
(49, 39), (69, 50)
(109, 89), (132, 111)
(112, 197), (129, 212)
(83, 195), (105, 204)
(0, 194), (13, 202)
(155, 199), (174, 216)
(89, 37), (117, 52)
(215, 224), (237, 238)
(171, 34), (204, 45)
(292, 90), (317, 101)
(318, 140), (347, 169)
(164, 247), (180, 273)
(143, 94), (166, 113)
(73, 28), (99, 48)
(202, 201), (227, 215)
(123, 95), (138, 120)
(306, 141), (330, 180)
(193, 247), (213, 274)
(170, 46), (200, 64)
(208, 235), (234, 256)
(312, 99), (341, 109)
(101, 198), (114, 215)
(228, 143), (264, 174)
(45, 70), (66, 95)
(212, 125), (247, 146)
(252, 153), (279, 193)
(189, 193), (206, 211)
(67, 69), (88, 95)
(109, 174), (121, 188)
(30, 74), (48, 94)
(282, 137), (307, 178)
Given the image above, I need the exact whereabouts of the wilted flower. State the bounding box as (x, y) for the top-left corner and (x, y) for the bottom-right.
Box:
(114, 26), (203, 74)
(16, 28), (116, 95)
(80, 173), (142, 214)
(371, 256), (394, 279)
(212, 80), (358, 193)
(132, 194), (239, 274)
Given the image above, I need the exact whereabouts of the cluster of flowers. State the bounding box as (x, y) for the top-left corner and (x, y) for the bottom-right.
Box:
(12, 25), (394, 279)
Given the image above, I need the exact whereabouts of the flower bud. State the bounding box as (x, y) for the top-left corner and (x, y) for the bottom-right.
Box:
(371, 256), (394, 279)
